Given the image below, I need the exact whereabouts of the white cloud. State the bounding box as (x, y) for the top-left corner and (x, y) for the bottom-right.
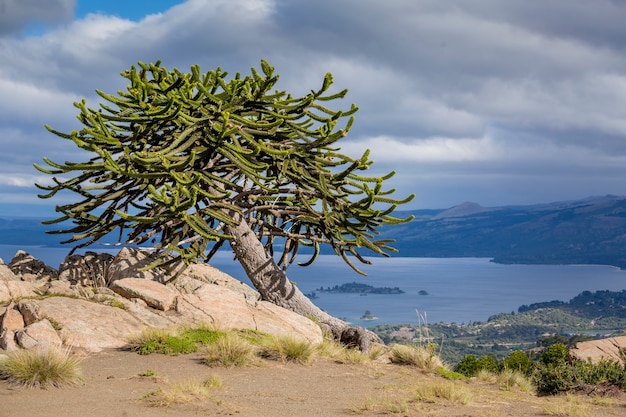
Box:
(344, 135), (498, 163)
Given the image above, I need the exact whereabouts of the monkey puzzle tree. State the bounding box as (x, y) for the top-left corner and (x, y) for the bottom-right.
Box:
(35, 60), (414, 347)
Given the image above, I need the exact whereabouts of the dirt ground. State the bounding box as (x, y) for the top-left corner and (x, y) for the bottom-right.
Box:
(1, 348), (626, 417)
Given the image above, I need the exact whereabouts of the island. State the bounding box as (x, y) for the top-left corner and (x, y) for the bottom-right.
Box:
(360, 310), (378, 320)
(316, 282), (404, 295)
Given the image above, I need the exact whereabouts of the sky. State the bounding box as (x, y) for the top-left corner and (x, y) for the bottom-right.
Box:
(2, 0), (626, 217)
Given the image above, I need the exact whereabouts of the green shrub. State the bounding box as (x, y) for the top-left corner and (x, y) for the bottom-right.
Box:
(130, 328), (199, 355)
(476, 355), (500, 373)
(572, 359), (626, 389)
(541, 343), (569, 366)
(454, 354), (479, 377)
(436, 366), (466, 380)
(180, 327), (225, 345)
(503, 350), (534, 375)
(533, 363), (575, 395)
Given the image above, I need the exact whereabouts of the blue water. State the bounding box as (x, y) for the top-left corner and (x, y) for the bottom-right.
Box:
(2, 245), (626, 326)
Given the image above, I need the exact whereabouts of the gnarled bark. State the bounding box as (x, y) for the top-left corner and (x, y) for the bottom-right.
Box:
(225, 218), (382, 350)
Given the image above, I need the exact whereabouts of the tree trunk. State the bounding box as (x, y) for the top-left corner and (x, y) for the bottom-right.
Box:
(225, 217), (382, 350)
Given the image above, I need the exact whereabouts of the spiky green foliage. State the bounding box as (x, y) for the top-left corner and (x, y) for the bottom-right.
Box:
(35, 60), (414, 273)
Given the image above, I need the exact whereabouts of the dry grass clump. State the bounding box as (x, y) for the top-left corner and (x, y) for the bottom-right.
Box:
(351, 393), (409, 414)
(413, 380), (472, 405)
(352, 379), (472, 414)
(542, 393), (592, 417)
(0, 347), (82, 388)
(258, 335), (316, 364)
(143, 376), (222, 407)
(389, 344), (444, 373)
(474, 368), (534, 392)
(316, 339), (370, 364)
(496, 368), (534, 392)
(204, 333), (257, 367)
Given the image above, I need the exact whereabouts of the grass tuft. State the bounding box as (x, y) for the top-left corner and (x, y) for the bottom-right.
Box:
(436, 366), (466, 380)
(143, 376), (222, 407)
(496, 368), (534, 392)
(389, 344), (444, 372)
(0, 347), (82, 388)
(128, 328), (199, 356)
(204, 333), (256, 367)
(258, 335), (316, 364)
(542, 393), (592, 417)
(413, 380), (472, 405)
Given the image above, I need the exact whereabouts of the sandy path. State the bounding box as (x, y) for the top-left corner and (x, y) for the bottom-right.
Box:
(2, 349), (626, 417)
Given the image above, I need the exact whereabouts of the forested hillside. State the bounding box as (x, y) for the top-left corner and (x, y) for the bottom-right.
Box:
(370, 289), (626, 364)
(381, 194), (626, 268)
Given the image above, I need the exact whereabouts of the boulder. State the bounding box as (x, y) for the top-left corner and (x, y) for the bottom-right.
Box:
(46, 280), (81, 297)
(107, 248), (167, 283)
(110, 278), (178, 311)
(17, 300), (41, 325)
(570, 336), (626, 364)
(177, 284), (322, 344)
(8, 250), (58, 281)
(16, 319), (63, 349)
(0, 262), (19, 282)
(0, 279), (41, 304)
(1, 302), (24, 332)
(30, 296), (149, 352)
(180, 263), (260, 301)
(0, 248), (323, 351)
(0, 329), (17, 351)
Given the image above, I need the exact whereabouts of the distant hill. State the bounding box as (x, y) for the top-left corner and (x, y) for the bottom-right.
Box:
(4, 194), (626, 268)
(0, 217), (63, 247)
(381, 194), (626, 268)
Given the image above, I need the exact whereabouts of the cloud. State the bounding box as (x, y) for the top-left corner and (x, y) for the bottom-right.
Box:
(0, 0), (75, 36)
(2, 0), (626, 212)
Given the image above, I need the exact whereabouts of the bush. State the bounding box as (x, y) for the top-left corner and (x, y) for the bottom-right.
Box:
(533, 363), (575, 395)
(572, 359), (626, 390)
(476, 355), (500, 373)
(454, 354), (479, 377)
(533, 358), (626, 395)
(503, 350), (534, 375)
(541, 343), (569, 366)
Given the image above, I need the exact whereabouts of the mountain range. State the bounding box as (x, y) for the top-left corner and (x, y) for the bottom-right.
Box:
(381, 194), (626, 268)
(2, 194), (626, 268)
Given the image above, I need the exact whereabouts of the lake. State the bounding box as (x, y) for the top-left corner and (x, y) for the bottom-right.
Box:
(2, 245), (626, 326)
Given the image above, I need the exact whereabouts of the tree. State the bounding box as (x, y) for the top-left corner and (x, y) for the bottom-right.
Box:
(34, 60), (414, 348)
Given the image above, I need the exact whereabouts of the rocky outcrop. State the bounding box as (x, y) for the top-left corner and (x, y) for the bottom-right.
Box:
(0, 249), (322, 353)
(570, 336), (626, 364)
(8, 250), (58, 281)
(110, 278), (178, 311)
